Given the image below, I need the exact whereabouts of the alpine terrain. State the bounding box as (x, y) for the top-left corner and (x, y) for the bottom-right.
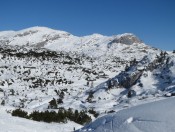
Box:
(0, 27), (175, 132)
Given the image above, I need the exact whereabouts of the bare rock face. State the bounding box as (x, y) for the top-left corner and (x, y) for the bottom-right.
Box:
(109, 33), (142, 45)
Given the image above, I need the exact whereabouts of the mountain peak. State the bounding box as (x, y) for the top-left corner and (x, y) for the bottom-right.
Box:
(110, 33), (142, 45)
(18, 26), (71, 35)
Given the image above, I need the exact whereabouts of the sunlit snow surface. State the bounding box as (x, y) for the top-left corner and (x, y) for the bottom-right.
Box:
(77, 97), (175, 132)
(0, 27), (175, 131)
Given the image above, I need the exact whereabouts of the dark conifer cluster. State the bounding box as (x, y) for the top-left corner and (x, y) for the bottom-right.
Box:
(11, 108), (92, 125)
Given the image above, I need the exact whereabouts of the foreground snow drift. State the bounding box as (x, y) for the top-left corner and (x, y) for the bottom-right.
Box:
(77, 97), (175, 132)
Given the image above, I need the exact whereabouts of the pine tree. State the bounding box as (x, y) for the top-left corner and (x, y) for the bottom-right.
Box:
(48, 98), (57, 109)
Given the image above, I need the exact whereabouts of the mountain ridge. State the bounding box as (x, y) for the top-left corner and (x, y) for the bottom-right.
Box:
(0, 26), (143, 48)
(0, 26), (175, 131)
(0, 26), (157, 60)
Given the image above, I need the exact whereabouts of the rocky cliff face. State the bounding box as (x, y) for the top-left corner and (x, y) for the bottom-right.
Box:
(109, 33), (142, 45)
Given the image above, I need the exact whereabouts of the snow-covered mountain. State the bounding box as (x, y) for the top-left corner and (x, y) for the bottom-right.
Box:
(0, 26), (157, 58)
(0, 27), (175, 131)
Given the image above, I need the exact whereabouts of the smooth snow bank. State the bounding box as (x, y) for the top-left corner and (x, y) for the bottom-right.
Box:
(77, 97), (175, 132)
(0, 108), (82, 132)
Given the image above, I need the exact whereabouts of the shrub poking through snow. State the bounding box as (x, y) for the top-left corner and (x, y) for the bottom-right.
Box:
(11, 108), (92, 125)
(88, 109), (99, 118)
(48, 98), (57, 109)
(12, 109), (28, 118)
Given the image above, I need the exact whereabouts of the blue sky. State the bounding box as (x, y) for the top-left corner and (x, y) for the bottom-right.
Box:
(0, 0), (175, 50)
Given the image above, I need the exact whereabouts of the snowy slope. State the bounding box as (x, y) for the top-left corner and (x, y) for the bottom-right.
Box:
(77, 97), (175, 132)
(0, 27), (175, 131)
